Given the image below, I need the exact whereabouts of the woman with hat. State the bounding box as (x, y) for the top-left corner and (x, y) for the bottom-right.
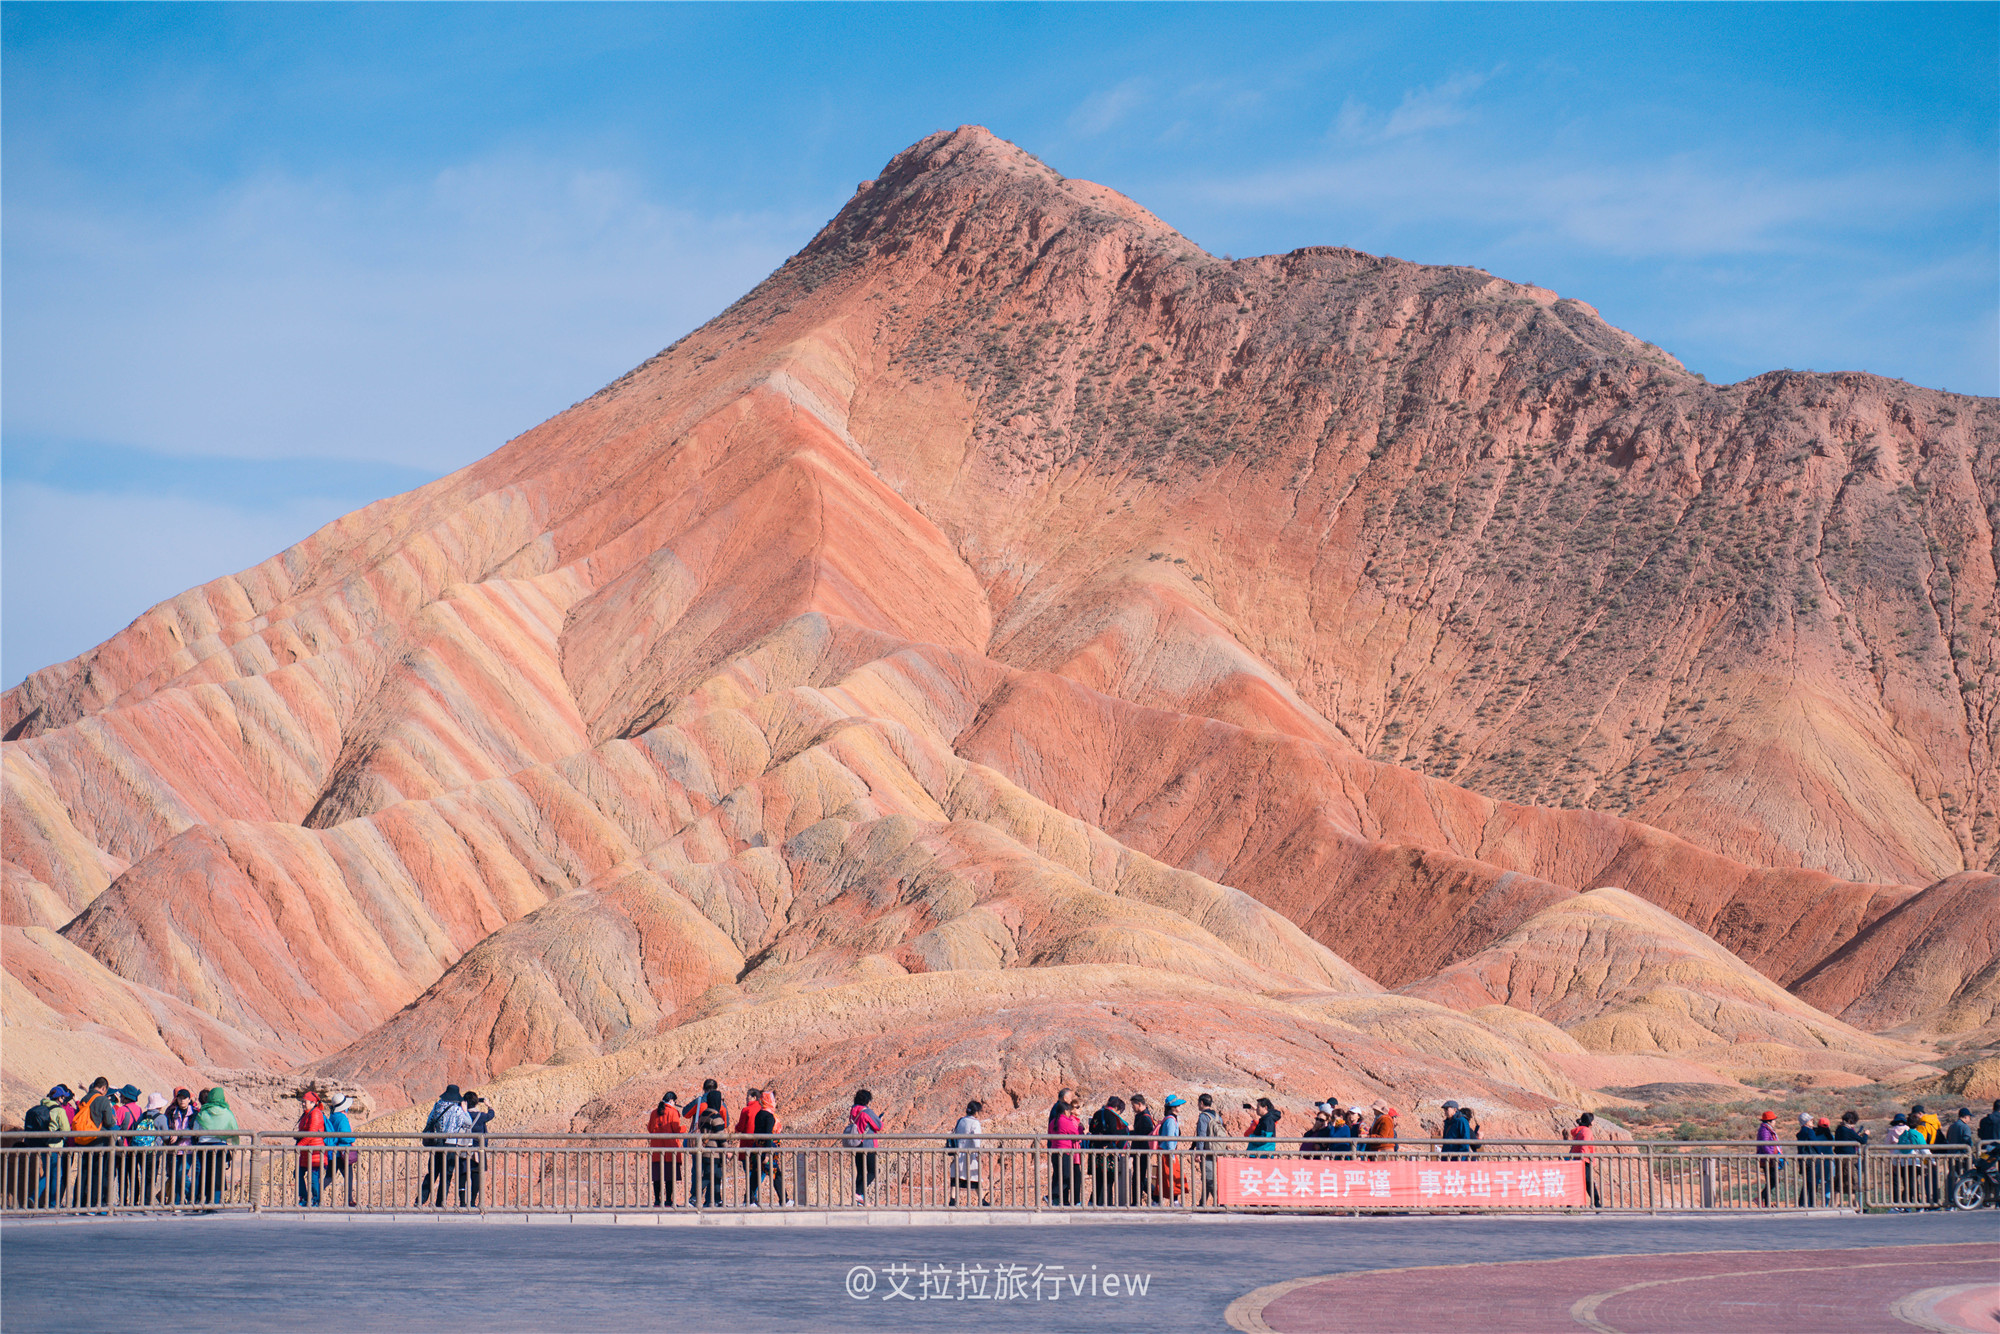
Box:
(1755, 1110), (1783, 1205)
(1156, 1095), (1187, 1202)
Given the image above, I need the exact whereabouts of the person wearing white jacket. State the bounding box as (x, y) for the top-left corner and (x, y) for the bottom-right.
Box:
(948, 1100), (987, 1207)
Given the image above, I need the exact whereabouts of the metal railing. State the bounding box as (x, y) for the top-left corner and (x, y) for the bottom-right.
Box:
(0, 1131), (1982, 1217)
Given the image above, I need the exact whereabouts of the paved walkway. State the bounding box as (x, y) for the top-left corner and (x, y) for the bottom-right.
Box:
(1228, 1243), (2000, 1332)
(1, 1211), (1992, 1330)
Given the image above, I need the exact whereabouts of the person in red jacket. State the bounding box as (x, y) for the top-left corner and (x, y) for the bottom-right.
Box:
(296, 1090), (328, 1207)
(647, 1090), (684, 1208)
(731, 1086), (762, 1201)
(748, 1089), (785, 1207)
(1568, 1111), (1601, 1208)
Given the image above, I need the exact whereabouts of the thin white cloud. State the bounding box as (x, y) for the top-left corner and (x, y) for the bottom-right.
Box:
(1069, 78), (1148, 137)
(1383, 70), (1492, 138)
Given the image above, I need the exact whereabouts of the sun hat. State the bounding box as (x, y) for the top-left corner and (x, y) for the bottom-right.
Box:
(119, 1084), (142, 1103)
(331, 1095), (352, 1113)
(1163, 1094), (1186, 1109)
(1760, 1110), (1778, 1121)
(144, 1092), (168, 1112)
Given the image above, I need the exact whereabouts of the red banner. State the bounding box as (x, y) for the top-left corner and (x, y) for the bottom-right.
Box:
(1215, 1156), (1588, 1208)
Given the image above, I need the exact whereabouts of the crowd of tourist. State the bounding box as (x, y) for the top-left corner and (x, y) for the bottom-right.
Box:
(11, 1079), (255, 1211)
(9, 1072), (1996, 1214)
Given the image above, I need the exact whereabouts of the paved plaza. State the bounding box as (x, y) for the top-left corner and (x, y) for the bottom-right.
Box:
(2, 1210), (1994, 1330)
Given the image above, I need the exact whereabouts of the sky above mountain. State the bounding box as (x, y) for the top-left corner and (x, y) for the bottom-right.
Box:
(4, 1), (1995, 687)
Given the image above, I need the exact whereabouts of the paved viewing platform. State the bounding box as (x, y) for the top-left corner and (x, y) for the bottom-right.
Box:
(4, 1209), (1992, 1330)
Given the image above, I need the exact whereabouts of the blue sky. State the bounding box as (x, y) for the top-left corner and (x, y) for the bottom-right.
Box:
(4, 2), (1995, 688)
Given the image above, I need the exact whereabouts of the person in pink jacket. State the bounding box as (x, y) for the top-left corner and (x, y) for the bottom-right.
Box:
(1048, 1099), (1085, 1206)
(847, 1089), (883, 1204)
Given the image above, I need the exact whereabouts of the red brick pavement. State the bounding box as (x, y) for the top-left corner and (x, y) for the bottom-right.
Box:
(1232, 1242), (2000, 1334)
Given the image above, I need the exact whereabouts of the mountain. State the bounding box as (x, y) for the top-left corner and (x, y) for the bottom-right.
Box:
(5, 126), (1995, 1134)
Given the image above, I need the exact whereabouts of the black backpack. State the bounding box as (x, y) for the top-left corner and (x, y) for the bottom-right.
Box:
(22, 1103), (53, 1144)
(421, 1104), (446, 1149)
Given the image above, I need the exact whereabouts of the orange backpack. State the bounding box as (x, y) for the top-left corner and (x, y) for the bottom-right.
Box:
(71, 1090), (112, 1146)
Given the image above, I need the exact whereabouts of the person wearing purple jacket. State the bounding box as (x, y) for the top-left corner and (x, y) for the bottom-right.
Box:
(163, 1089), (199, 1207)
(1755, 1110), (1783, 1206)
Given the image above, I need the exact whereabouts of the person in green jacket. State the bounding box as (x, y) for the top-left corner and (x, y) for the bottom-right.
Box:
(192, 1087), (240, 1210)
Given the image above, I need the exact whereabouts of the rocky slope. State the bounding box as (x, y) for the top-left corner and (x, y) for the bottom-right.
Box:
(5, 127), (1994, 1129)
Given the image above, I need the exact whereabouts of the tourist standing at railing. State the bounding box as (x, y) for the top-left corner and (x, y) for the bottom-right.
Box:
(648, 1089), (684, 1208)
(463, 1091), (493, 1206)
(1792, 1113), (1820, 1207)
(846, 1089), (882, 1205)
(1911, 1105), (1942, 1205)
(748, 1090), (784, 1207)
(325, 1095), (357, 1207)
(125, 1093), (166, 1207)
(1245, 1097), (1281, 1159)
(1049, 1099), (1085, 1205)
(1301, 1105), (1335, 1157)
(1979, 1100), (2000, 1147)
(1157, 1095), (1186, 1202)
(296, 1090), (329, 1207)
(23, 1087), (70, 1209)
(109, 1085), (143, 1205)
(694, 1091), (730, 1207)
(1569, 1112), (1602, 1208)
(1193, 1094), (1225, 1205)
(1941, 1107), (1978, 1204)
(1327, 1107), (1359, 1158)
(733, 1087), (762, 1201)
(1441, 1101), (1474, 1161)
(192, 1087), (239, 1211)
(163, 1089), (197, 1206)
(70, 1078), (116, 1211)
(1130, 1095), (1157, 1204)
(1364, 1103), (1397, 1158)
(1755, 1110), (1783, 1205)
(1088, 1096), (1130, 1205)
(948, 1099), (986, 1207)
(418, 1084), (473, 1208)
(1832, 1110), (1867, 1205)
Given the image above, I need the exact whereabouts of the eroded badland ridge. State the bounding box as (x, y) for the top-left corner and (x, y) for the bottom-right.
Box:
(5, 127), (1996, 1134)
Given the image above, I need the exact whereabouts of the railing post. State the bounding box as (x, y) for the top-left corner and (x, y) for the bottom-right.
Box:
(249, 1131), (260, 1213)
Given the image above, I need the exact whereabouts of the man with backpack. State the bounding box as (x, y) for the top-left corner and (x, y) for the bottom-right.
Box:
(127, 1093), (168, 1207)
(417, 1084), (473, 1207)
(22, 1087), (71, 1209)
(325, 1095), (358, 1207)
(70, 1077), (117, 1210)
(1088, 1096), (1130, 1206)
(695, 1090), (732, 1207)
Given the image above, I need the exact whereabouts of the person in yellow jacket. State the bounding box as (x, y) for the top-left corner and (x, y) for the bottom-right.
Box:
(1911, 1104), (1943, 1144)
